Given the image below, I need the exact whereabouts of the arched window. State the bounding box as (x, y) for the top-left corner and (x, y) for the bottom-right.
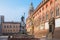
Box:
(56, 7), (60, 16)
(46, 13), (48, 20)
(4, 25), (6, 28)
(39, 17), (41, 22)
(50, 11), (53, 18)
(42, 16), (44, 21)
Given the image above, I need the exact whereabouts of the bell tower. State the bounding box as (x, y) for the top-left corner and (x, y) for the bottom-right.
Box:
(29, 2), (34, 16)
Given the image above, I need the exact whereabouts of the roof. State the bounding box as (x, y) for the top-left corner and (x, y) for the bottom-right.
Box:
(33, 0), (49, 15)
(2, 22), (20, 24)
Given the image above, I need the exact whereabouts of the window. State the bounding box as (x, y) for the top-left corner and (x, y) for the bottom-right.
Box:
(8, 30), (9, 32)
(7, 25), (9, 28)
(46, 13), (48, 20)
(42, 16), (44, 21)
(56, 7), (60, 16)
(6, 30), (7, 32)
(10, 30), (12, 32)
(55, 0), (57, 1)
(13, 30), (15, 32)
(42, 7), (44, 10)
(16, 26), (17, 28)
(50, 11), (53, 17)
(50, 1), (52, 5)
(39, 17), (41, 22)
(40, 10), (41, 12)
(46, 4), (48, 8)
(10, 25), (12, 28)
(4, 25), (6, 28)
(13, 26), (15, 28)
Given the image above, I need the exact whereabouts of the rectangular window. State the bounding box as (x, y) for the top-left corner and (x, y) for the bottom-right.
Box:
(4, 25), (6, 28)
(56, 8), (59, 16)
(10, 30), (12, 32)
(46, 4), (48, 8)
(16, 26), (17, 28)
(13, 26), (15, 28)
(7, 26), (9, 28)
(50, 11), (53, 18)
(42, 16), (44, 21)
(10, 25), (12, 28)
(55, 0), (57, 1)
(46, 14), (48, 20)
(50, 1), (52, 5)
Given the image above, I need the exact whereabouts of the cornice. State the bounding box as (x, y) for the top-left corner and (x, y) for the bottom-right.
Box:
(33, 0), (49, 15)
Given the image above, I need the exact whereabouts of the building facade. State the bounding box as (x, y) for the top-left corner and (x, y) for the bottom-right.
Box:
(26, 0), (60, 38)
(2, 22), (20, 35)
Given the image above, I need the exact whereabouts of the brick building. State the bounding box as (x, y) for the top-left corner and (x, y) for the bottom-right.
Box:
(2, 22), (20, 35)
(26, 0), (60, 38)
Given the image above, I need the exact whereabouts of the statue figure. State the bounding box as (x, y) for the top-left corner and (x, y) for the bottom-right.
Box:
(20, 16), (26, 34)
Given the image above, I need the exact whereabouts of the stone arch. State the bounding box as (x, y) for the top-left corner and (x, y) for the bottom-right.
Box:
(50, 8), (54, 18)
(45, 11), (49, 21)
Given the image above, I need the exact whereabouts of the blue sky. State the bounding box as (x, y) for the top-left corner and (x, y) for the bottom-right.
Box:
(0, 0), (42, 22)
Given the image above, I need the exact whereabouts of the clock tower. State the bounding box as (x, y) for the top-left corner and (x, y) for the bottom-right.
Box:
(29, 2), (34, 16)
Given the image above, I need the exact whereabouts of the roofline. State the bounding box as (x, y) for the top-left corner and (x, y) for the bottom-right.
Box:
(2, 22), (20, 24)
(32, 0), (49, 16)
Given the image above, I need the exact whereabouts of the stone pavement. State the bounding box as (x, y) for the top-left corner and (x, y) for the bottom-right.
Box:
(9, 38), (40, 40)
(8, 34), (39, 40)
(8, 37), (60, 40)
(12, 34), (34, 38)
(0, 36), (8, 40)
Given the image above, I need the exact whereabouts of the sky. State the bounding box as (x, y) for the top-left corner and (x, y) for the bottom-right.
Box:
(0, 0), (42, 22)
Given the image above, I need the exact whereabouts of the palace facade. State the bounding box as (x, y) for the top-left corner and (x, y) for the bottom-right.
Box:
(2, 22), (20, 35)
(26, 0), (60, 38)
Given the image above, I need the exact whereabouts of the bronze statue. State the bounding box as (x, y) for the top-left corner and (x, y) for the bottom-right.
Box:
(20, 15), (26, 34)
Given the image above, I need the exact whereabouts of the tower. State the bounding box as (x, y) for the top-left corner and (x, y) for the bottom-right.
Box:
(0, 16), (4, 34)
(29, 2), (34, 16)
(0, 16), (4, 24)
